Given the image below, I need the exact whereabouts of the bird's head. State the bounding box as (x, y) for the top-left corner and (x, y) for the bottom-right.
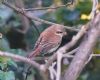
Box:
(54, 24), (67, 37)
(42, 24), (67, 38)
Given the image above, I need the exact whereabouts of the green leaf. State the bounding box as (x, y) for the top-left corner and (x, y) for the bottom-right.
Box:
(0, 63), (6, 70)
(0, 57), (9, 70)
(7, 59), (18, 68)
(0, 70), (4, 79)
(4, 71), (15, 80)
(0, 38), (10, 51)
(0, 70), (15, 80)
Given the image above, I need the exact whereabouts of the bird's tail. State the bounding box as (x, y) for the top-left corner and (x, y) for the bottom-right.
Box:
(27, 48), (42, 59)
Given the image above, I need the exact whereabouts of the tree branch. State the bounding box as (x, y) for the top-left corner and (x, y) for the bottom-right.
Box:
(89, 0), (98, 19)
(0, 51), (41, 71)
(63, 12), (100, 80)
(14, 0), (30, 34)
(2, 1), (79, 32)
(22, 1), (73, 11)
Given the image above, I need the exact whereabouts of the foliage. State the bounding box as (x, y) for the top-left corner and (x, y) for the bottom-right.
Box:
(0, 70), (15, 80)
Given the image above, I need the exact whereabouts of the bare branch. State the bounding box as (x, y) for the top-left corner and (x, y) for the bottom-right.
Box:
(14, 0), (30, 34)
(23, 2), (73, 11)
(63, 47), (79, 57)
(2, 1), (79, 32)
(0, 51), (41, 71)
(63, 12), (100, 80)
(92, 54), (100, 57)
(89, 0), (98, 19)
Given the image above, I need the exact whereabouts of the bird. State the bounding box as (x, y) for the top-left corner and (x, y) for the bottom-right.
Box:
(27, 24), (67, 59)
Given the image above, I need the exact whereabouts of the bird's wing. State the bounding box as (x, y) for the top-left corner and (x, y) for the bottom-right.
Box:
(33, 35), (43, 50)
(41, 42), (60, 55)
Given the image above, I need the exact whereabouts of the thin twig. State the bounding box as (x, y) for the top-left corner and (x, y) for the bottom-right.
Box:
(91, 53), (100, 57)
(23, 2), (73, 11)
(84, 51), (93, 65)
(63, 47), (79, 57)
(2, 1), (79, 32)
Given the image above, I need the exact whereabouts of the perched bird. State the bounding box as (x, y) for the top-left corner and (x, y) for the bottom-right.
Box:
(27, 24), (67, 58)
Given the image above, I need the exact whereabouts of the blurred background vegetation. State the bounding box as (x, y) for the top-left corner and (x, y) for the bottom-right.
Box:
(0, 0), (100, 80)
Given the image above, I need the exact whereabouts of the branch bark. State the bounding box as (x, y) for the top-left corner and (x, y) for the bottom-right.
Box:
(2, 1), (79, 32)
(0, 51), (41, 71)
(63, 13), (100, 80)
(14, 0), (30, 34)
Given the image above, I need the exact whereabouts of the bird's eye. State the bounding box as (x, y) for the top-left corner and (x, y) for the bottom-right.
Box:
(56, 31), (63, 34)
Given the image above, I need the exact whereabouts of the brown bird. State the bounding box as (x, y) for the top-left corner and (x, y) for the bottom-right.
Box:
(27, 24), (67, 58)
